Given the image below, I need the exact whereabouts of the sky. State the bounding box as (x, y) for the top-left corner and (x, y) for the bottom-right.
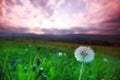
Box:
(0, 0), (120, 35)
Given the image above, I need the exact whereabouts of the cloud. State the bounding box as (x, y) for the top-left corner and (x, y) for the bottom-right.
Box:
(41, 28), (73, 34)
(29, 0), (54, 17)
(0, 23), (30, 33)
(0, 26), (29, 33)
(39, 25), (120, 35)
(0, 0), (120, 35)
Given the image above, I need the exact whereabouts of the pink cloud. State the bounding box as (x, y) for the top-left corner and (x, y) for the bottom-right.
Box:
(0, 0), (120, 35)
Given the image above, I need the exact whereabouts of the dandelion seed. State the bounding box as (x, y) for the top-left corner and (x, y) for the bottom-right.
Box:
(58, 52), (62, 56)
(74, 46), (95, 80)
(74, 46), (95, 63)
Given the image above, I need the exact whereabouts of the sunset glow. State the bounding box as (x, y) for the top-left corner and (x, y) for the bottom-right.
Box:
(0, 0), (120, 34)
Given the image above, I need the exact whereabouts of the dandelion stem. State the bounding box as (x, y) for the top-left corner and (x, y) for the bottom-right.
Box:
(79, 62), (84, 80)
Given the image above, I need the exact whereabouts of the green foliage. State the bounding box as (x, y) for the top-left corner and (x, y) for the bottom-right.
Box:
(0, 39), (120, 80)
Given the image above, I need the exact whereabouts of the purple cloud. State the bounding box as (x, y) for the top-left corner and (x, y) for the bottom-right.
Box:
(0, 0), (120, 35)
(0, 23), (30, 33)
(29, 0), (54, 17)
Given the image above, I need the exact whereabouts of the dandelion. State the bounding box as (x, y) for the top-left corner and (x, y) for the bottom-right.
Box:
(58, 52), (62, 56)
(74, 46), (95, 80)
(74, 46), (95, 63)
(103, 58), (108, 62)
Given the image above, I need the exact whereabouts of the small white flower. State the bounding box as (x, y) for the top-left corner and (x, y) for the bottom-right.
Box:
(103, 58), (108, 62)
(40, 67), (43, 70)
(58, 52), (63, 56)
(74, 46), (95, 63)
(64, 53), (67, 56)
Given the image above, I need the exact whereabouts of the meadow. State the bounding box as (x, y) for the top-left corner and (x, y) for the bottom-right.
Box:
(0, 39), (120, 80)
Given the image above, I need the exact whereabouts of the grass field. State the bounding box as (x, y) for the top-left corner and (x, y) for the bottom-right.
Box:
(0, 39), (120, 80)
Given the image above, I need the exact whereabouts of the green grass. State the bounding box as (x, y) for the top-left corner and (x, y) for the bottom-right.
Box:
(0, 39), (120, 80)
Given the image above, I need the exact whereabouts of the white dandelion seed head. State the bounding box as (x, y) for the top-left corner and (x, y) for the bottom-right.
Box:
(58, 52), (63, 56)
(74, 46), (95, 63)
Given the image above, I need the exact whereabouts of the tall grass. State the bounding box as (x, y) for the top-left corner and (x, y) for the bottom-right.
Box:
(0, 39), (120, 80)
